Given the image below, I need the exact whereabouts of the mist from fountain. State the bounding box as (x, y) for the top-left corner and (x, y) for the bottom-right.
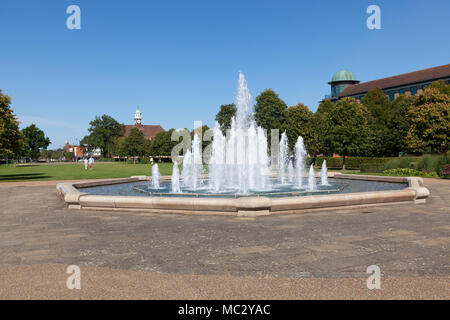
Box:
(295, 136), (307, 188)
(279, 132), (289, 184)
(171, 161), (181, 193)
(152, 164), (160, 189)
(287, 159), (294, 183)
(181, 134), (203, 190)
(308, 164), (317, 191)
(320, 160), (329, 186)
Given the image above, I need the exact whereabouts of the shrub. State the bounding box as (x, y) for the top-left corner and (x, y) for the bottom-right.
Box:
(383, 157), (417, 170)
(382, 168), (439, 178)
(316, 157), (392, 169)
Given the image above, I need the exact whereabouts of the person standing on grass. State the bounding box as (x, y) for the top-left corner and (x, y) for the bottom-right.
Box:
(89, 156), (94, 170)
(84, 157), (88, 170)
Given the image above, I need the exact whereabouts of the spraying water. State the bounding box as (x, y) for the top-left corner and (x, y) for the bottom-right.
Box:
(308, 164), (317, 191)
(171, 161), (181, 193)
(320, 160), (329, 186)
(287, 159), (294, 183)
(279, 132), (289, 184)
(152, 164), (160, 189)
(207, 71), (271, 194)
(181, 134), (203, 190)
(294, 136), (307, 188)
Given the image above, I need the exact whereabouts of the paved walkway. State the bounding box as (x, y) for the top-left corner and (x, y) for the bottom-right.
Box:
(0, 179), (449, 299)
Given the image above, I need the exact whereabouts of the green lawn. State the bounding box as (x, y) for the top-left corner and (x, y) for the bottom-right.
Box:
(0, 162), (176, 182)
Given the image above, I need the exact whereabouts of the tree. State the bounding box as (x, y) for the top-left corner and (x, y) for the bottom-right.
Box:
(428, 80), (450, 96)
(387, 95), (414, 156)
(118, 127), (146, 163)
(151, 129), (180, 157)
(314, 100), (335, 156)
(254, 89), (288, 143)
(406, 87), (450, 154)
(81, 115), (125, 158)
(21, 124), (51, 160)
(361, 87), (392, 156)
(284, 103), (316, 155)
(215, 103), (236, 132)
(323, 98), (372, 169)
(0, 90), (26, 158)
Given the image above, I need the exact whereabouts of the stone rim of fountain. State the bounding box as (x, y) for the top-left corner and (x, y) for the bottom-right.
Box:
(56, 173), (430, 217)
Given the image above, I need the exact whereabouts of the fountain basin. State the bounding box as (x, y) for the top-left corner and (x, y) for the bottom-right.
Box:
(56, 173), (429, 216)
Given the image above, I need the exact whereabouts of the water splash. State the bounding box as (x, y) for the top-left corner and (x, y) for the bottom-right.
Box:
(171, 161), (181, 193)
(151, 164), (160, 189)
(295, 136), (306, 188)
(279, 131), (289, 184)
(207, 71), (271, 194)
(307, 164), (317, 191)
(320, 160), (329, 186)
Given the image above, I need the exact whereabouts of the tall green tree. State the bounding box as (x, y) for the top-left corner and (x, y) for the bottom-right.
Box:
(314, 100), (335, 156)
(387, 95), (414, 156)
(151, 128), (180, 156)
(118, 127), (146, 163)
(215, 103), (236, 132)
(21, 124), (51, 160)
(406, 87), (450, 154)
(284, 103), (316, 155)
(361, 87), (392, 156)
(254, 89), (288, 143)
(0, 90), (25, 158)
(81, 115), (125, 158)
(323, 97), (372, 169)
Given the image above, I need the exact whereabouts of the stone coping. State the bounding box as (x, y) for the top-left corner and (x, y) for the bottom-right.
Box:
(56, 173), (430, 216)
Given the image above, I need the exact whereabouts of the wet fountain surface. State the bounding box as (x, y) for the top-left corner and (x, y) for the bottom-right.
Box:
(78, 178), (408, 198)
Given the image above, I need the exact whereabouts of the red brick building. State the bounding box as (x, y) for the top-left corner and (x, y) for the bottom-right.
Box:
(124, 108), (164, 140)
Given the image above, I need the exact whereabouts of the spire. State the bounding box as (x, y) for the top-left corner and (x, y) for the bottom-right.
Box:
(134, 107), (142, 125)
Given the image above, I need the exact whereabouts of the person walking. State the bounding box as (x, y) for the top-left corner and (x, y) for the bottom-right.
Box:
(84, 157), (88, 170)
(89, 156), (94, 170)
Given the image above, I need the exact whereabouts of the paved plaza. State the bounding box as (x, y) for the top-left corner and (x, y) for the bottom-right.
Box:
(0, 179), (449, 299)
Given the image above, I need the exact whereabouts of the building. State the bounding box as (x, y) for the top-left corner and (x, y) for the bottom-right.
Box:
(124, 108), (164, 140)
(63, 141), (86, 159)
(322, 64), (450, 103)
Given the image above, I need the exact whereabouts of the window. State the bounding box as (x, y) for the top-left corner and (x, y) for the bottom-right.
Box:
(399, 88), (406, 95)
(388, 90), (395, 101)
(410, 86), (418, 95)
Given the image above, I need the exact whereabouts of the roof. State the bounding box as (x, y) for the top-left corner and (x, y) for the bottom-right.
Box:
(339, 64), (450, 97)
(331, 70), (357, 82)
(124, 124), (164, 140)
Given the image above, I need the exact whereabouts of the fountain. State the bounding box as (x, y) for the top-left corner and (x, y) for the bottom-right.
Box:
(279, 132), (289, 184)
(307, 164), (317, 191)
(171, 161), (181, 193)
(151, 164), (160, 189)
(181, 134), (203, 190)
(62, 71), (429, 216)
(294, 136), (307, 188)
(207, 71), (271, 194)
(287, 159), (294, 183)
(320, 160), (330, 186)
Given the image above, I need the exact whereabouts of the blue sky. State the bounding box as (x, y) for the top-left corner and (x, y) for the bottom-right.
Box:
(1, 0), (449, 148)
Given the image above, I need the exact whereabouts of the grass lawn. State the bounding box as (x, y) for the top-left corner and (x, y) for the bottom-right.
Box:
(0, 162), (176, 183)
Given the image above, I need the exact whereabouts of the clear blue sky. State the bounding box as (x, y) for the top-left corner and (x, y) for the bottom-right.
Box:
(1, 0), (449, 148)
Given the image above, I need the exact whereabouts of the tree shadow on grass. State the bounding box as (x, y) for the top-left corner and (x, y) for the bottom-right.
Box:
(0, 173), (52, 181)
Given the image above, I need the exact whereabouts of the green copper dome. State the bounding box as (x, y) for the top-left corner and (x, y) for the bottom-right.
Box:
(331, 70), (357, 82)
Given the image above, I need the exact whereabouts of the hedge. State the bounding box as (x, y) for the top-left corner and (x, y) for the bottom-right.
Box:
(315, 157), (394, 170)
